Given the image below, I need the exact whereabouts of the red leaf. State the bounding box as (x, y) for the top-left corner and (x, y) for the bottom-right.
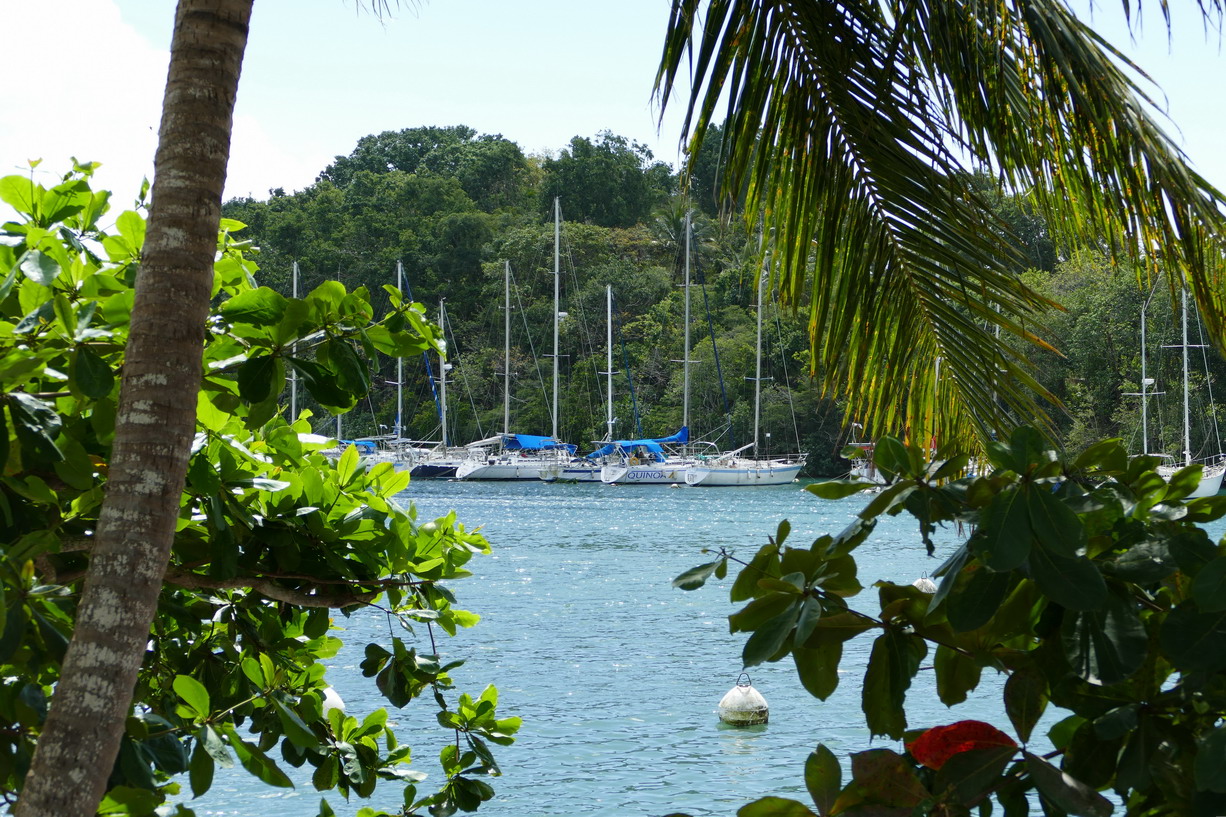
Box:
(906, 720), (1017, 770)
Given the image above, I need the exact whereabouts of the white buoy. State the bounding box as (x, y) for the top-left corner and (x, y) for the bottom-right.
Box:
(718, 673), (768, 726)
(321, 686), (346, 715)
(912, 576), (937, 593)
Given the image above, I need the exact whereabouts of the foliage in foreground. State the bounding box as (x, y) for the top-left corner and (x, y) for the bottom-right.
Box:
(0, 166), (517, 816)
(676, 429), (1226, 816)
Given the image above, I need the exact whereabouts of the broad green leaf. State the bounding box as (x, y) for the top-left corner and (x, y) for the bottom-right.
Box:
(736, 796), (818, 817)
(934, 644), (981, 706)
(273, 696), (320, 750)
(1004, 666), (1048, 744)
(10, 392), (63, 465)
(806, 480), (875, 500)
(793, 641), (843, 700)
(221, 723), (293, 788)
(974, 487), (1031, 570)
(794, 596), (823, 645)
(1027, 486), (1083, 558)
(97, 786), (161, 816)
(742, 601), (801, 668)
(72, 346), (114, 399)
(872, 436), (914, 480)
(189, 739), (215, 798)
(173, 675), (211, 719)
(673, 559), (722, 591)
(18, 250), (58, 287)
(933, 745), (1016, 807)
(805, 745), (841, 816)
(1027, 542), (1106, 611)
(236, 354), (280, 403)
(1192, 557), (1226, 612)
(1160, 603), (1226, 672)
(320, 338), (370, 396)
(947, 564), (1012, 633)
(1195, 726), (1226, 793)
(1060, 591), (1146, 685)
(0, 175), (37, 216)
(219, 286), (289, 327)
(862, 629), (924, 739)
(1024, 751), (1112, 817)
(1072, 438), (1127, 473)
(848, 748), (929, 807)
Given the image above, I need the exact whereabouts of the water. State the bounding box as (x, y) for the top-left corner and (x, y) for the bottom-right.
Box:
(191, 480), (1008, 816)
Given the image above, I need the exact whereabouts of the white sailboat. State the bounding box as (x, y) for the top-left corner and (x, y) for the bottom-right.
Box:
(456, 203), (573, 480)
(1139, 287), (1226, 497)
(686, 263), (806, 486)
(600, 211), (702, 485)
(540, 284), (617, 482)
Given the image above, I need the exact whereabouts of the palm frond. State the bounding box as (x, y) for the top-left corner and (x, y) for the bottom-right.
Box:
(656, 0), (1226, 452)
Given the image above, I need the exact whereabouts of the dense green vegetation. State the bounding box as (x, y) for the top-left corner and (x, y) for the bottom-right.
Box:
(224, 125), (1226, 475)
(224, 124), (848, 475)
(0, 167), (516, 816)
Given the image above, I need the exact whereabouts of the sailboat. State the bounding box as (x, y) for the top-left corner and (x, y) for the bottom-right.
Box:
(540, 284), (617, 482)
(685, 262), (806, 486)
(599, 211), (703, 485)
(456, 202), (574, 480)
(1138, 287), (1226, 497)
(403, 297), (476, 478)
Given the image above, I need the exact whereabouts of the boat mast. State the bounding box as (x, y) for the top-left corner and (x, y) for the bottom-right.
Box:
(290, 260), (298, 421)
(1183, 287), (1192, 467)
(395, 260), (404, 441)
(683, 210), (692, 442)
(552, 198), (561, 441)
(753, 261), (764, 454)
(439, 298), (449, 447)
(504, 260), (511, 437)
(607, 285), (615, 442)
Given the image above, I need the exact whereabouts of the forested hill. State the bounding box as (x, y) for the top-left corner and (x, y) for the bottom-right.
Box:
(222, 125), (851, 476)
(223, 125), (1226, 476)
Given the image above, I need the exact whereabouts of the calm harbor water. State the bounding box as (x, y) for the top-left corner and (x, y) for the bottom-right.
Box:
(193, 480), (1015, 816)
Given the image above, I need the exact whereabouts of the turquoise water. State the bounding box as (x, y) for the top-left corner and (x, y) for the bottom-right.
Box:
(192, 481), (1010, 816)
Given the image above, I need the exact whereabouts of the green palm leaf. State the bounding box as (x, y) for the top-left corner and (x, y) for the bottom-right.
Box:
(656, 0), (1226, 451)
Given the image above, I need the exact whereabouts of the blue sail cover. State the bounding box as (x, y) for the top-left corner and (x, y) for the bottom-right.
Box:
(504, 434), (577, 454)
(584, 427), (689, 459)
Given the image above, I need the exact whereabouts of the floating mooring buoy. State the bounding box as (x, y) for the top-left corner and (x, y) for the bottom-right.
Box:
(322, 686), (346, 715)
(718, 673), (768, 726)
(912, 575), (937, 593)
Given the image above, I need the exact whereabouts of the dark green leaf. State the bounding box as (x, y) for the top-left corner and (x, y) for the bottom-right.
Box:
(794, 640), (843, 700)
(1060, 591), (1146, 685)
(736, 797), (817, 817)
(1192, 557), (1226, 612)
(933, 746), (1016, 807)
(1195, 727), (1226, 793)
(862, 629), (924, 739)
(1026, 486), (1083, 558)
(805, 744), (841, 815)
(934, 643), (981, 706)
(742, 601), (801, 668)
(806, 480), (876, 499)
(1024, 751), (1112, 817)
(947, 564), (1012, 633)
(9, 393), (63, 465)
(673, 560), (722, 591)
(974, 487), (1031, 570)
(190, 739), (215, 798)
(1004, 666), (1048, 744)
(1027, 543), (1106, 611)
(72, 346), (115, 399)
(1160, 603), (1226, 672)
(236, 354), (280, 404)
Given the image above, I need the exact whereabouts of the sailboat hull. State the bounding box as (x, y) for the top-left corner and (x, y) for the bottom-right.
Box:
(1157, 461), (1226, 498)
(600, 462), (690, 485)
(685, 458), (805, 487)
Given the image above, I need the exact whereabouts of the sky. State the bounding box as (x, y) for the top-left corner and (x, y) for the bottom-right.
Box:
(2, 0), (1224, 207)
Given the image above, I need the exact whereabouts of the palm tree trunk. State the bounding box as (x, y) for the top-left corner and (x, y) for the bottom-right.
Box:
(15, 2), (252, 814)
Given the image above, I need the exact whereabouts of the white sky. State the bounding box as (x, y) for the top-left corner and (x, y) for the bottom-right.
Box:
(1, 0), (1224, 206)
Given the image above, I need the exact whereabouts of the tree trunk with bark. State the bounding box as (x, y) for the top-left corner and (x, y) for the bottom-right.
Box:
(15, 2), (253, 814)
